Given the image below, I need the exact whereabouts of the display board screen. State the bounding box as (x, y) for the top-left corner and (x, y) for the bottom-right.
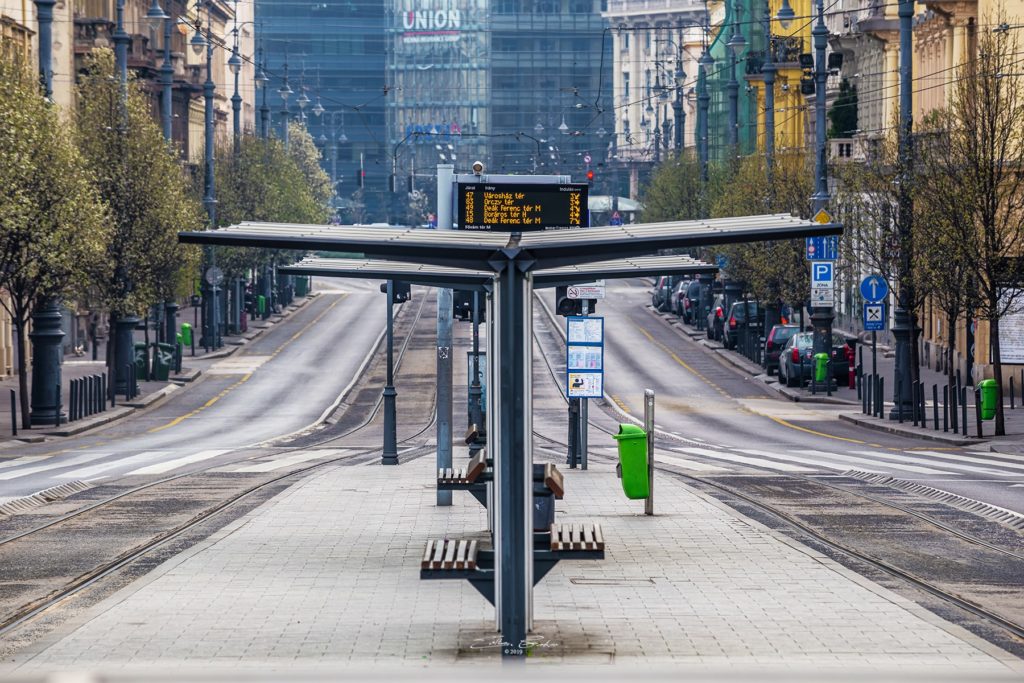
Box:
(456, 182), (587, 231)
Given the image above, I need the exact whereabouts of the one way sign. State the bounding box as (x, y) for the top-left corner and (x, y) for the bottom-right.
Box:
(864, 303), (886, 331)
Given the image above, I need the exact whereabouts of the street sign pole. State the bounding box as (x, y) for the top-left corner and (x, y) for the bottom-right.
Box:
(436, 164), (454, 506)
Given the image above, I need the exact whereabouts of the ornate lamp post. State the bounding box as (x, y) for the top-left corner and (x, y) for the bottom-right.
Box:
(726, 0), (746, 155)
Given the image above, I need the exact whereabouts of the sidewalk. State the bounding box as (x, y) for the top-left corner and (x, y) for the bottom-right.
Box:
(7, 451), (1019, 677)
(0, 295), (316, 442)
(655, 308), (1024, 448)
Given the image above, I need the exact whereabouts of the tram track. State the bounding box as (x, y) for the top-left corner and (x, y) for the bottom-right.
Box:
(531, 289), (1024, 651)
(0, 288), (440, 641)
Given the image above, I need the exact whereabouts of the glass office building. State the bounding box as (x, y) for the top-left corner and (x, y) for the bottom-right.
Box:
(257, 0), (389, 221)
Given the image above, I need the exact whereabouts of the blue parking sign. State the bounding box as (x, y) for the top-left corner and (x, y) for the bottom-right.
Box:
(811, 262), (834, 283)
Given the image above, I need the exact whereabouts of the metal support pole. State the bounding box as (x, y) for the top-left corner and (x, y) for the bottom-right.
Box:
(567, 398), (579, 468)
(113, 0), (129, 95)
(382, 280), (398, 465)
(33, 0), (57, 99)
(436, 165), (454, 506)
(10, 388), (16, 436)
(962, 387), (968, 436)
(933, 384), (939, 430)
(468, 291), (483, 433)
(160, 16), (173, 141)
(644, 389), (655, 516)
(762, 4), (776, 176)
(697, 51), (711, 186)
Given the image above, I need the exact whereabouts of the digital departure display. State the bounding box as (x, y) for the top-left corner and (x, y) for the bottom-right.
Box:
(456, 183), (588, 231)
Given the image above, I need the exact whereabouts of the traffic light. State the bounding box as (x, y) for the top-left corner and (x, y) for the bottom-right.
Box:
(555, 286), (597, 317)
(379, 280), (411, 304)
(586, 169), (594, 185)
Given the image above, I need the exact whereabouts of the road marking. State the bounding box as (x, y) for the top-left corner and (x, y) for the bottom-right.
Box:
(733, 448), (876, 473)
(847, 449), (1015, 476)
(0, 455), (50, 470)
(758, 413), (867, 445)
(676, 446), (811, 472)
(62, 451), (169, 481)
(207, 356), (272, 375)
(610, 394), (630, 412)
(907, 449), (1024, 470)
(126, 449), (231, 476)
(795, 449), (955, 475)
(659, 451), (732, 472)
(635, 326), (731, 398)
(0, 451), (112, 480)
(227, 448), (352, 473)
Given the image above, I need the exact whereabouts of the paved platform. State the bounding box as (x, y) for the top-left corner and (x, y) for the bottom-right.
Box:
(6, 451), (1021, 679)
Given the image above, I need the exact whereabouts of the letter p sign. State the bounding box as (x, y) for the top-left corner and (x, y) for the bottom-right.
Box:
(812, 262), (834, 284)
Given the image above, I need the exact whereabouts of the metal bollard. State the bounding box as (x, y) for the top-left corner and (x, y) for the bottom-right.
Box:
(933, 385), (939, 430)
(911, 381), (918, 426)
(897, 378), (904, 424)
(943, 385), (949, 432)
(975, 388), (983, 438)
(1012, 376), (1016, 410)
(10, 388), (16, 437)
(877, 377), (884, 418)
(962, 387), (968, 437)
(55, 383), (61, 428)
(862, 374), (869, 415)
(70, 380), (77, 422)
(950, 384), (958, 433)
(102, 372), (108, 410)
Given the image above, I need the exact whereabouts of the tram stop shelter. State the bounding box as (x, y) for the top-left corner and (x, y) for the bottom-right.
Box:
(179, 213), (843, 658)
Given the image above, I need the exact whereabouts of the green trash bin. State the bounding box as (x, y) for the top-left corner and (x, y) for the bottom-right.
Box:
(813, 352), (829, 383)
(295, 276), (309, 297)
(978, 378), (998, 421)
(179, 322), (193, 347)
(152, 342), (175, 381)
(133, 342), (149, 379)
(257, 295), (266, 316)
(612, 423), (649, 500)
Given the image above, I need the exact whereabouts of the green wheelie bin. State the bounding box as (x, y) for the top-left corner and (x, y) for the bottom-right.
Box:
(978, 378), (998, 420)
(152, 342), (175, 381)
(613, 423), (649, 499)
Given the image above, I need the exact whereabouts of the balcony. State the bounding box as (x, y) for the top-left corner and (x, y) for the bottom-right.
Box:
(744, 36), (806, 75)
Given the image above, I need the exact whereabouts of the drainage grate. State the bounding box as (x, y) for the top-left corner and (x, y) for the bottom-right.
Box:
(844, 470), (1024, 531)
(570, 577), (656, 586)
(0, 480), (91, 517)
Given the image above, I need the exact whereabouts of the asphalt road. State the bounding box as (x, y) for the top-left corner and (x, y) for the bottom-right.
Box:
(538, 280), (1024, 514)
(0, 279), (386, 501)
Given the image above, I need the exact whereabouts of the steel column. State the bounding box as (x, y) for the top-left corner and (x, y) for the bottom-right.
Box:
(436, 165), (454, 505)
(382, 280), (398, 465)
(34, 0), (57, 100)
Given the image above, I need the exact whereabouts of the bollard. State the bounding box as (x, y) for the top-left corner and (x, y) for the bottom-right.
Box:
(55, 383), (61, 428)
(862, 374), (869, 414)
(858, 346), (864, 400)
(975, 389), (983, 438)
(10, 388), (16, 437)
(102, 372), (108, 410)
(950, 384), (958, 433)
(911, 381), (918, 426)
(877, 377), (884, 418)
(1012, 376), (1016, 410)
(962, 387), (968, 437)
(898, 378), (904, 424)
(933, 385), (939, 431)
(125, 363), (132, 400)
(70, 380), (77, 422)
(943, 385), (949, 432)
(920, 383), (928, 429)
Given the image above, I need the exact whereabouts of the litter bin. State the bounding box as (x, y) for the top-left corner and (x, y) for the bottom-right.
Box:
(179, 323), (193, 347)
(152, 342), (175, 381)
(813, 352), (829, 384)
(612, 423), (649, 499)
(133, 342), (149, 379)
(295, 276), (309, 297)
(978, 378), (998, 420)
(532, 464), (555, 532)
(257, 295), (266, 316)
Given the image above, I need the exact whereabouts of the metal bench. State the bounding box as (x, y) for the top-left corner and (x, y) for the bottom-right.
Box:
(437, 451), (490, 507)
(420, 522), (605, 605)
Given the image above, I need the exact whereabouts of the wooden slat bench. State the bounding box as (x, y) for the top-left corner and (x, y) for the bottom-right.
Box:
(422, 539), (479, 570)
(549, 522), (604, 551)
(436, 450), (488, 485)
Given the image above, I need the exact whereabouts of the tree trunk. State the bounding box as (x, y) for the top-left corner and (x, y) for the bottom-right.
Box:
(991, 313), (1005, 436)
(14, 314), (30, 430)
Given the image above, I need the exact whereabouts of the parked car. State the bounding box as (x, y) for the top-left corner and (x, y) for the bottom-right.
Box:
(706, 295), (726, 341)
(778, 332), (852, 387)
(670, 279), (691, 317)
(763, 324), (800, 375)
(680, 280), (702, 324)
(723, 300), (763, 350)
(651, 275), (675, 312)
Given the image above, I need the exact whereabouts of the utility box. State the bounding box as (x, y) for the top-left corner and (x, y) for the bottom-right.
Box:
(813, 352), (829, 383)
(979, 378), (998, 420)
(613, 423), (649, 499)
(152, 342), (175, 381)
(179, 323), (193, 347)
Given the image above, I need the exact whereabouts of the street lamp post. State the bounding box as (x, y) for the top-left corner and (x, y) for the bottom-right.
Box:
(697, 49), (712, 185)
(33, 0), (57, 99)
(279, 59), (292, 149)
(113, 0), (129, 93)
(763, 0), (776, 178)
(890, 0), (915, 419)
(726, 0), (746, 155)
(229, 27), (243, 154)
(158, 6), (173, 141)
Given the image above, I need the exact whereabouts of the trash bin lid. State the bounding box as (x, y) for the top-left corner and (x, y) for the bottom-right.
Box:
(813, 352), (829, 359)
(978, 378), (997, 388)
(613, 423), (647, 441)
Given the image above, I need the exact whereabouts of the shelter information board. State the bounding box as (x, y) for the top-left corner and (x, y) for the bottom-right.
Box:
(457, 182), (588, 231)
(566, 316), (603, 398)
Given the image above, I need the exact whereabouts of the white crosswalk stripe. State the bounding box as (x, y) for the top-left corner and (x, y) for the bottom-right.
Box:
(227, 449), (352, 473)
(659, 452), (731, 472)
(736, 448), (879, 473)
(676, 447), (811, 472)
(62, 451), (169, 481)
(846, 450), (1013, 476)
(909, 450), (1024, 473)
(126, 450), (231, 476)
(0, 451), (113, 481)
(794, 450), (955, 475)
(0, 455), (50, 470)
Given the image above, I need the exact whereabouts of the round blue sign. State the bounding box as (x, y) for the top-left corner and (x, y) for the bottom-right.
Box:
(860, 274), (889, 302)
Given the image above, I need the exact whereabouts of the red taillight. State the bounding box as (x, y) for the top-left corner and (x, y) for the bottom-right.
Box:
(728, 316), (737, 329)
(791, 347), (800, 362)
(684, 299), (691, 309)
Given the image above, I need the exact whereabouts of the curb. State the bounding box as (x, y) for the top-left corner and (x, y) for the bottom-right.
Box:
(837, 412), (985, 445)
(40, 406), (135, 437)
(121, 382), (181, 409)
